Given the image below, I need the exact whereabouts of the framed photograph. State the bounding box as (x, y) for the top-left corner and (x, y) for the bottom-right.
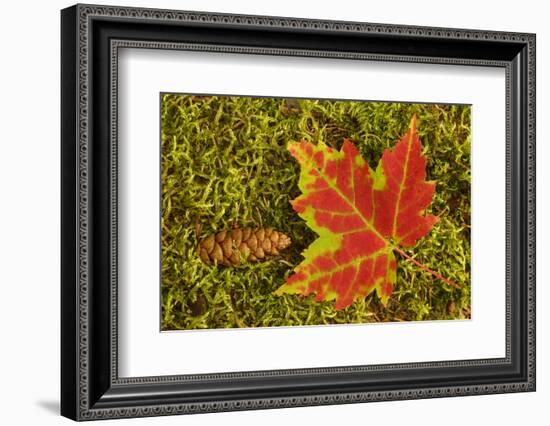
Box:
(61, 3), (536, 421)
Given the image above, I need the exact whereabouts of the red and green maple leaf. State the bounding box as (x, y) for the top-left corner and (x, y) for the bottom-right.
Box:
(274, 115), (457, 310)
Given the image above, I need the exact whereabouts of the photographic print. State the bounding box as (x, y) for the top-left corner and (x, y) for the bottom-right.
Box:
(160, 95), (471, 331)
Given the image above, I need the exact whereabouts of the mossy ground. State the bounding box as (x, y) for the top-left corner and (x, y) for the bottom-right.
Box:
(161, 94), (471, 331)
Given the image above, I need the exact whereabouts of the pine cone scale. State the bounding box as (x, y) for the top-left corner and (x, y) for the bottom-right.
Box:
(232, 228), (243, 246)
(201, 235), (215, 253)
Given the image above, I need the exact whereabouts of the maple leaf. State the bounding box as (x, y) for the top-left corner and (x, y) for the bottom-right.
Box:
(274, 115), (454, 310)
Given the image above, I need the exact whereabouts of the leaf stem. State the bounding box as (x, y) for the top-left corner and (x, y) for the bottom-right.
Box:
(392, 247), (460, 289)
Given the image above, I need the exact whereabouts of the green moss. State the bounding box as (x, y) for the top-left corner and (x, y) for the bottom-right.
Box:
(161, 95), (471, 330)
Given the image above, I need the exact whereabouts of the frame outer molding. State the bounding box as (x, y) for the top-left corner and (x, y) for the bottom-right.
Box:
(61, 3), (536, 421)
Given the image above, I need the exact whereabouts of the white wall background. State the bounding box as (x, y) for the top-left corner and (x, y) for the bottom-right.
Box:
(0, 0), (545, 424)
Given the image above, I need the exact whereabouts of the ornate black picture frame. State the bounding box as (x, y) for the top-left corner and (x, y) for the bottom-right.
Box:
(61, 3), (535, 421)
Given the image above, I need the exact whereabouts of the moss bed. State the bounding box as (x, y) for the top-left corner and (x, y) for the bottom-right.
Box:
(161, 94), (471, 330)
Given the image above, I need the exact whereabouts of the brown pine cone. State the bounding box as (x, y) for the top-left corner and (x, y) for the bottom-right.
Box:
(198, 227), (291, 266)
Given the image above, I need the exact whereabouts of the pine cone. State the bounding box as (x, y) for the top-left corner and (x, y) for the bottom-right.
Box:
(198, 227), (291, 266)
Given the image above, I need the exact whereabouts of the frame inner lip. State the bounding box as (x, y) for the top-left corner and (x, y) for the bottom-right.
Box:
(110, 38), (512, 382)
